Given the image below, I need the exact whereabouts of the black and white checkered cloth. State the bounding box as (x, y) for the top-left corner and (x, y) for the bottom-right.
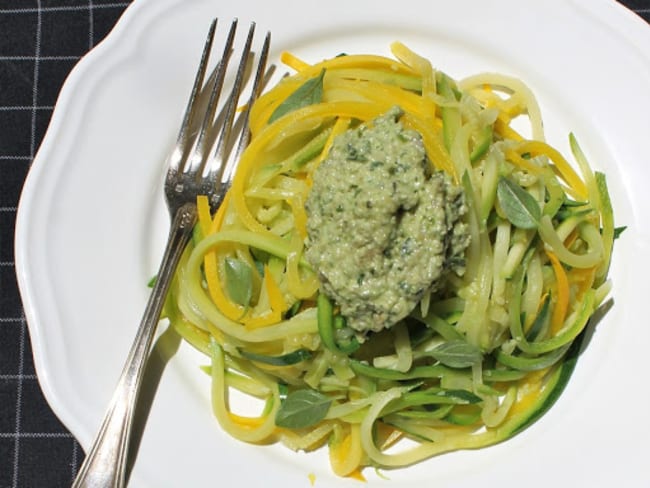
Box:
(0, 1), (648, 487)
(0, 3), (132, 486)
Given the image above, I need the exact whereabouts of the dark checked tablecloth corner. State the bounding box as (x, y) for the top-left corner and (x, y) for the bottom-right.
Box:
(1, 3), (134, 487)
(0, 1), (648, 487)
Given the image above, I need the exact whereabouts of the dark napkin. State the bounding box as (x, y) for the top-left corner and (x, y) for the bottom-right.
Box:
(0, 3), (133, 486)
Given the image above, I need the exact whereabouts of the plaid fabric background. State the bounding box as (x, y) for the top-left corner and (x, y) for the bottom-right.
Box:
(0, 3), (133, 487)
(0, 1), (647, 487)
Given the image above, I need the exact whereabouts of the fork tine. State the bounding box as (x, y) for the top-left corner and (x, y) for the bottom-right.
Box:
(217, 29), (271, 192)
(168, 18), (217, 174)
(208, 22), (256, 179)
(185, 19), (238, 177)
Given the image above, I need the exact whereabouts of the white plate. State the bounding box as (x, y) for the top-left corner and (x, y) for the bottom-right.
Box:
(15, 0), (650, 486)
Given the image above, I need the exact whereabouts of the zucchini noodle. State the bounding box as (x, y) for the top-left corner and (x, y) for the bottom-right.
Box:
(164, 42), (618, 478)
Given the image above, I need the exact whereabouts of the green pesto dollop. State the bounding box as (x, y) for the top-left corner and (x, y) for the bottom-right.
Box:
(305, 107), (470, 336)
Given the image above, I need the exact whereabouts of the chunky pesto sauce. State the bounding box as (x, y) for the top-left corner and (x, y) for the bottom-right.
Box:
(305, 107), (470, 335)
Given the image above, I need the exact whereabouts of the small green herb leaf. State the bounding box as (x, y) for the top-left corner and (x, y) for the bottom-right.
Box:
(613, 225), (627, 239)
(224, 257), (253, 307)
(497, 176), (541, 229)
(429, 340), (482, 368)
(275, 389), (332, 429)
(269, 69), (326, 123)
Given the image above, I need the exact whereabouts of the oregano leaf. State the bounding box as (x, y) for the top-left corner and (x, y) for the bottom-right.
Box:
(269, 69), (325, 123)
(275, 389), (332, 429)
(429, 340), (482, 368)
(497, 176), (541, 229)
(224, 257), (253, 307)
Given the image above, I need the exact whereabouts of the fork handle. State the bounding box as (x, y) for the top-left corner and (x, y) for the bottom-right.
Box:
(72, 202), (198, 488)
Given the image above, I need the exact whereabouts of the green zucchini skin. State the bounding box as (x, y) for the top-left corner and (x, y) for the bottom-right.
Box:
(506, 327), (586, 438)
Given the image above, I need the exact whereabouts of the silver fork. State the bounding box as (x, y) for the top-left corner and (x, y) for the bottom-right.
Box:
(72, 19), (270, 488)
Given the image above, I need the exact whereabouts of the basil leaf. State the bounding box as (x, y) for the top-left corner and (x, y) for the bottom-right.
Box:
(269, 69), (325, 123)
(275, 389), (332, 429)
(224, 257), (253, 307)
(429, 340), (482, 368)
(497, 176), (541, 229)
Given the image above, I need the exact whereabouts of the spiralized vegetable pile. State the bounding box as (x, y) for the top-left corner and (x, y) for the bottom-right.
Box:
(164, 42), (617, 478)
